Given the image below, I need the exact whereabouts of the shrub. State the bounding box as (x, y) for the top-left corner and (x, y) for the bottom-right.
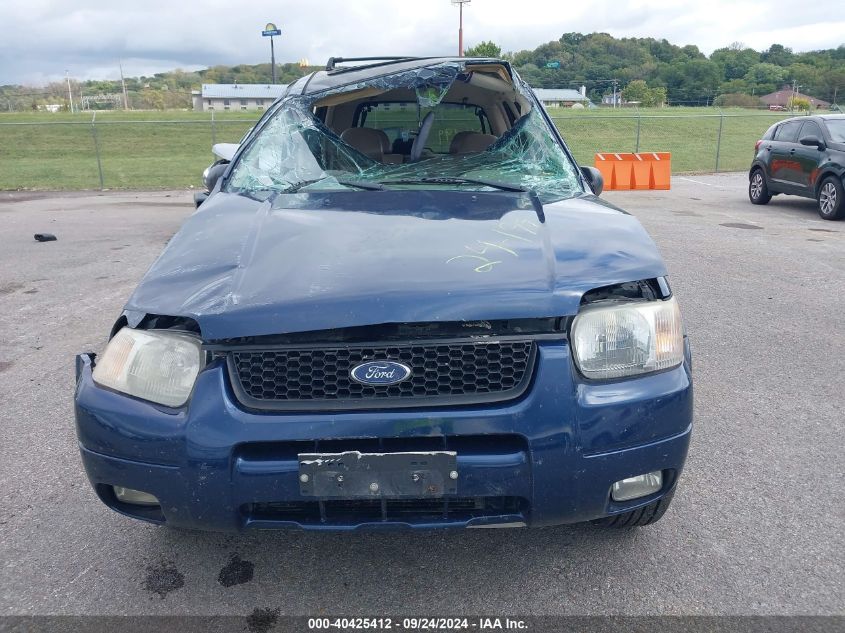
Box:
(715, 93), (765, 108)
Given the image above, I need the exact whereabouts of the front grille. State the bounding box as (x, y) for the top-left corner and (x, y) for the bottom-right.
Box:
(228, 340), (536, 410)
(245, 496), (524, 525)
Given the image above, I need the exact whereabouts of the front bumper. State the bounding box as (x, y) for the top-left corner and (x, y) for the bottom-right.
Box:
(74, 340), (693, 531)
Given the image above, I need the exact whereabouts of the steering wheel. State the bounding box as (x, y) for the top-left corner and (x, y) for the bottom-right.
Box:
(409, 111), (435, 163)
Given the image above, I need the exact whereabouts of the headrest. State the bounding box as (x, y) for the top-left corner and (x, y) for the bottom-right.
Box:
(340, 127), (387, 160)
(449, 132), (498, 154)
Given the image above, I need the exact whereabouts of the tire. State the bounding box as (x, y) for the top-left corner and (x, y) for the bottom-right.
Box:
(817, 176), (845, 221)
(591, 487), (676, 528)
(749, 169), (772, 205)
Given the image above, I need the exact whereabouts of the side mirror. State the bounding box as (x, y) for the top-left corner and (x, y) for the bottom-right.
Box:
(202, 160), (229, 193)
(581, 166), (604, 196)
(799, 135), (826, 151)
(193, 191), (209, 209)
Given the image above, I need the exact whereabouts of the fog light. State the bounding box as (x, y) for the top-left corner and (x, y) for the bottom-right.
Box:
(113, 486), (159, 506)
(611, 471), (663, 502)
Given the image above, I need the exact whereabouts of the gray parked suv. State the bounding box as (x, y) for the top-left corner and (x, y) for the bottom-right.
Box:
(748, 114), (845, 220)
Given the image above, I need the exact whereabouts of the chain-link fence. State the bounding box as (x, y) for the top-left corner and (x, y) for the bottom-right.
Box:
(0, 110), (793, 190)
(550, 110), (789, 173)
(0, 113), (255, 190)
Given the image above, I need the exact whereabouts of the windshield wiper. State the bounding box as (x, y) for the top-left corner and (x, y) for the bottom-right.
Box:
(379, 176), (528, 193)
(283, 178), (386, 193)
(380, 177), (545, 223)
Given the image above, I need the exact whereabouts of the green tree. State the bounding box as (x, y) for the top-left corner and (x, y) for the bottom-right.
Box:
(786, 63), (823, 96)
(660, 59), (721, 103)
(823, 68), (845, 104)
(720, 78), (750, 94)
(650, 86), (667, 107)
(744, 63), (786, 94)
(710, 45), (760, 80)
(762, 44), (794, 67)
(680, 45), (705, 60)
(510, 50), (535, 67)
(621, 79), (650, 104)
(647, 38), (681, 63)
(464, 41), (502, 57)
(621, 80), (666, 107)
(141, 89), (165, 110)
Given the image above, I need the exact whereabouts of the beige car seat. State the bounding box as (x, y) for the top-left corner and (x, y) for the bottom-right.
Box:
(449, 132), (498, 155)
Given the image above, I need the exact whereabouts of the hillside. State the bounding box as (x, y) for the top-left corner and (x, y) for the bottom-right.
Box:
(1, 33), (842, 111)
(507, 36), (843, 105)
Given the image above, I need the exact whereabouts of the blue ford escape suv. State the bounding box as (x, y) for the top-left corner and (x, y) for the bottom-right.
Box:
(74, 57), (693, 531)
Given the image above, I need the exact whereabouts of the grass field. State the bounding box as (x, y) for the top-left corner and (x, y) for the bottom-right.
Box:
(0, 111), (257, 190)
(549, 107), (786, 173)
(0, 107), (790, 190)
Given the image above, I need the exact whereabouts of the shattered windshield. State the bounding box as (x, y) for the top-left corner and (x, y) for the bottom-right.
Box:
(226, 61), (583, 204)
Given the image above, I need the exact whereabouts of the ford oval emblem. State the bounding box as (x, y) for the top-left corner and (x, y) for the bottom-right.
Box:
(350, 360), (412, 386)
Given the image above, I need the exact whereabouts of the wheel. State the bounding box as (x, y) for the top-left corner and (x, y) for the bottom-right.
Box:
(591, 487), (676, 528)
(817, 176), (845, 220)
(749, 169), (771, 205)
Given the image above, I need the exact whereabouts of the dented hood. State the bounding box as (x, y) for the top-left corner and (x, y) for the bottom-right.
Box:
(125, 190), (666, 340)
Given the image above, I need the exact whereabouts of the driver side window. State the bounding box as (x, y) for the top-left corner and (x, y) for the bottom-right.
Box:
(799, 121), (823, 140)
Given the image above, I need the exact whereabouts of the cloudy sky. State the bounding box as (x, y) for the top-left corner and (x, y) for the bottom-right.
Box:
(1, 0), (842, 85)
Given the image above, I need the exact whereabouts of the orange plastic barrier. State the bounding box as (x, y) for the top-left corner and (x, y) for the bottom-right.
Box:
(630, 154), (651, 190)
(594, 153), (671, 190)
(648, 152), (671, 190)
(593, 154), (616, 189)
(614, 154), (634, 191)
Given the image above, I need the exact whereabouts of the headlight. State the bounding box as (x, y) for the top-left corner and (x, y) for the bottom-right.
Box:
(571, 297), (683, 380)
(92, 327), (203, 407)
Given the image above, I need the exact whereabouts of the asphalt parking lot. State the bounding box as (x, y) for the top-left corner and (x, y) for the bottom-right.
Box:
(0, 173), (843, 618)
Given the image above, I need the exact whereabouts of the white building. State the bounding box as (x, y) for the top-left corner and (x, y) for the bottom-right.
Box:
(602, 93), (623, 106)
(532, 87), (594, 108)
(192, 84), (288, 112)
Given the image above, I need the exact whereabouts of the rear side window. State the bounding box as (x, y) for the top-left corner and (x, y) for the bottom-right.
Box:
(774, 120), (802, 142)
(355, 102), (490, 153)
(799, 120), (823, 140)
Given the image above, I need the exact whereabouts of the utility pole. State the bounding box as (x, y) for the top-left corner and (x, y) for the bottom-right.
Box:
(65, 70), (74, 114)
(270, 37), (276, 84)
(612, 79), (619, 109)
(119, 59), (129, 110)
(261, 23), (282, 84)
(452, 0), (471, 57)
(790, 81), (802, 112)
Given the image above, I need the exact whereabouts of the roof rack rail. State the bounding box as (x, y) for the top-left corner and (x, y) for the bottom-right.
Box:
(325, 56), (421, 71)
